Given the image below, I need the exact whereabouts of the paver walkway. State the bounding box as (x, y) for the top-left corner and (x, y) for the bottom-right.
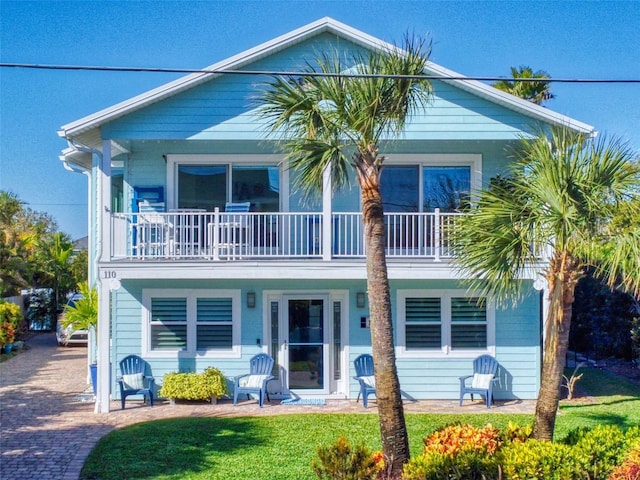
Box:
(0, 333), (535, 480)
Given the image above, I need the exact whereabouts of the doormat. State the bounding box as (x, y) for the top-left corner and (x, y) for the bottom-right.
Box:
(281, 397), (326, 406)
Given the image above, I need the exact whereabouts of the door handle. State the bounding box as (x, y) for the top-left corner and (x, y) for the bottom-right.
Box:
(283, 340), (288, 350)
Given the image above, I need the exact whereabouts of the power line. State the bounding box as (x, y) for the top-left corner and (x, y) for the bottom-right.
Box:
(27, 203), (87, 207)
(1, 62), (639, 83)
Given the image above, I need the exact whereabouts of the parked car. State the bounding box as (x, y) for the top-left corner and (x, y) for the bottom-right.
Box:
(56, 294), (88, 346)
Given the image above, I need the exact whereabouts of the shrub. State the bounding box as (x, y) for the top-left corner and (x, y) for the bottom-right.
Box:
(571, 425), (628, 479)
(423, 423), (501, 456)
(0, 300), (22, 345)
(500, 421), (533, 445)
(609, 439), (640, 480)
(404, 423), (501, 480)
(500, 439), (579, 480)
(159, 367), (228, 403)
(311, 435), (383, 480)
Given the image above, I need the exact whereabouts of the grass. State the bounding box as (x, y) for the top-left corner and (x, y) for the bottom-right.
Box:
(80, 368), (640, 480)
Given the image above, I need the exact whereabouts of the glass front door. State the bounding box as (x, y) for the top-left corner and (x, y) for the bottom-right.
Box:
(284, 297), (328, 394)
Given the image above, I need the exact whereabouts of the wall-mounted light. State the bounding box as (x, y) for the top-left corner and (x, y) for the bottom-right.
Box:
(356, 291), (366, 309)
(246, 291), (256, 308)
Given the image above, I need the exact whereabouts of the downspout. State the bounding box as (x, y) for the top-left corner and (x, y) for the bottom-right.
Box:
(60, 161), (93, 281)
(60, 158), (94, 385)
(64, 139), (104, 274)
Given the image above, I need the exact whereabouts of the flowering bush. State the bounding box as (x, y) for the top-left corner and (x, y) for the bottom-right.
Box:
(0, 300), (22, 346)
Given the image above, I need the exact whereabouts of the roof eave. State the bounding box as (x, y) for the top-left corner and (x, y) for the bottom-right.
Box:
(59, 17), (393, 140)
(424, 61), (595, 134)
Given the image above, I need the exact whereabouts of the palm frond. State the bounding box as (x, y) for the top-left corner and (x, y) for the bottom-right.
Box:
(257, 35), (433, 199)
(454, 125), (640, 305)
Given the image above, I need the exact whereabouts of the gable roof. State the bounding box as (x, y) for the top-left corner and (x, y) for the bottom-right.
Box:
(58, 17), (594, 144)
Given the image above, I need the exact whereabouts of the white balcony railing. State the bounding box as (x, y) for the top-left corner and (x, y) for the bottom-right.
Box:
(110, 208), (462, 261)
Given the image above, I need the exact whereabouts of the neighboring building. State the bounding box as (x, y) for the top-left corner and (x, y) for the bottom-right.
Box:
(58, 18), (594, 412)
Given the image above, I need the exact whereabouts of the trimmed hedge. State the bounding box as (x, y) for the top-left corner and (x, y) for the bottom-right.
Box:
(159, 367), (228, 403)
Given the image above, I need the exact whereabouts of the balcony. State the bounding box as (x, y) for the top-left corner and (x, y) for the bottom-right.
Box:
(109, 209), (462, 261)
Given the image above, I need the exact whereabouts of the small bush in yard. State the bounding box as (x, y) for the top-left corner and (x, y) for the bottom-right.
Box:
(499, 421), (533, 444)
(0, 300), (21, 346)
(570, 425), (629, 479)
(159, 367), (228, 403)
(312, 435), (384, 480)
(500, 439), (579, 480)
(403, 423), (501, 480)
(609, 439), (640, 480)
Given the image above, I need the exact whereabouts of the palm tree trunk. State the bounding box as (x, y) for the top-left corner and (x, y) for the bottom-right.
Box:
(533, 252), (580, 440)
(359, 159), (409, 475)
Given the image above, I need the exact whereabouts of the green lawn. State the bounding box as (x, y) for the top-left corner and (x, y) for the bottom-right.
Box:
(80, 368), (640, 480)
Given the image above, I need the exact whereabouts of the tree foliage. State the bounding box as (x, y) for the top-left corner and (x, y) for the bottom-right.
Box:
(453, 127), (640, 440)
(0, 190), (86, 317)
(492, 65), (554, 105)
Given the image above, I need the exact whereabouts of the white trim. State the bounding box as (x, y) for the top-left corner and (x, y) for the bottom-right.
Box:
(58, 17), (594, 142)
(396, 289), (496, 359)
(263, 289), (349, 397)
(141, 288), (241, 359)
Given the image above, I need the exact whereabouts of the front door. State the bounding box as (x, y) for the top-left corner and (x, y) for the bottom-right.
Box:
(283, 296), (329, 394)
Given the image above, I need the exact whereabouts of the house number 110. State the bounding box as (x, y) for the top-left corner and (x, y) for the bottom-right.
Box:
(103, 270), (117, 279)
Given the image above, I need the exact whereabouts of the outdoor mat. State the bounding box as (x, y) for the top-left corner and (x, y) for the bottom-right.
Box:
(280, 397), (326, 406)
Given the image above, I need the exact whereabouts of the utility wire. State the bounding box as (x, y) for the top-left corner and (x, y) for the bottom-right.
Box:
(1, 62), (639, 83)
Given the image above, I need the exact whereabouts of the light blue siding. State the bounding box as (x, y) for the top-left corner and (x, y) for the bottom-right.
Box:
(111, 278), (539, 401)
(103, 34), (542, 143)
(102, 28), (544, 403)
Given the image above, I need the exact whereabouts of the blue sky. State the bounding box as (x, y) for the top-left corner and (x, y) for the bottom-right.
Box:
(1, 0), (639, 240)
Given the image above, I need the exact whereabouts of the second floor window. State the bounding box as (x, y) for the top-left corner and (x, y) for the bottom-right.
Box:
(381, 165), (471, 213)
(177, 164), (280, 212)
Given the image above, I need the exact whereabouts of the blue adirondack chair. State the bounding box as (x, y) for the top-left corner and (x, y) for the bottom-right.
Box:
(459, 354), (499, 408)
(233, 353), (274, 407)
(117, 355), (155, 409)
(353, 354), (376, 408)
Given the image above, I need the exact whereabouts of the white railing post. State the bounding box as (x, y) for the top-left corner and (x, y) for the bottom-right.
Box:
(434, 208), (441, 262)
(322, 163), (332, 261)
(212, 208), (220, 261)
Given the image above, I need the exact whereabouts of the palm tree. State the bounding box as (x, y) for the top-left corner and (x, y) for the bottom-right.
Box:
(0, 191), (37, 296)
(36, 232), (76, 312)
(493, 66), (554, 105)
(259, 38), (432, 474)
(61, 281), (97, 334)
(453, 126), (640, 440)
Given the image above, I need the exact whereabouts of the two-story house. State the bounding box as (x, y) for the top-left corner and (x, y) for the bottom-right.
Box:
(58, 17), (594, 413)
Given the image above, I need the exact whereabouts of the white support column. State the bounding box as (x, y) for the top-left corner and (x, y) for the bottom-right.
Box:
(322, 163), (332, 261)
(95, 140), (112, 413)
(95, 279), (111, 413)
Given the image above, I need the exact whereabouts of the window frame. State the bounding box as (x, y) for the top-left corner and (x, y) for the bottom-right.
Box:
(397, 289), (495, 358)
(166, 154), (287, 212)
(142, 289), (241, 358)
(381, 154), (482, 212)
